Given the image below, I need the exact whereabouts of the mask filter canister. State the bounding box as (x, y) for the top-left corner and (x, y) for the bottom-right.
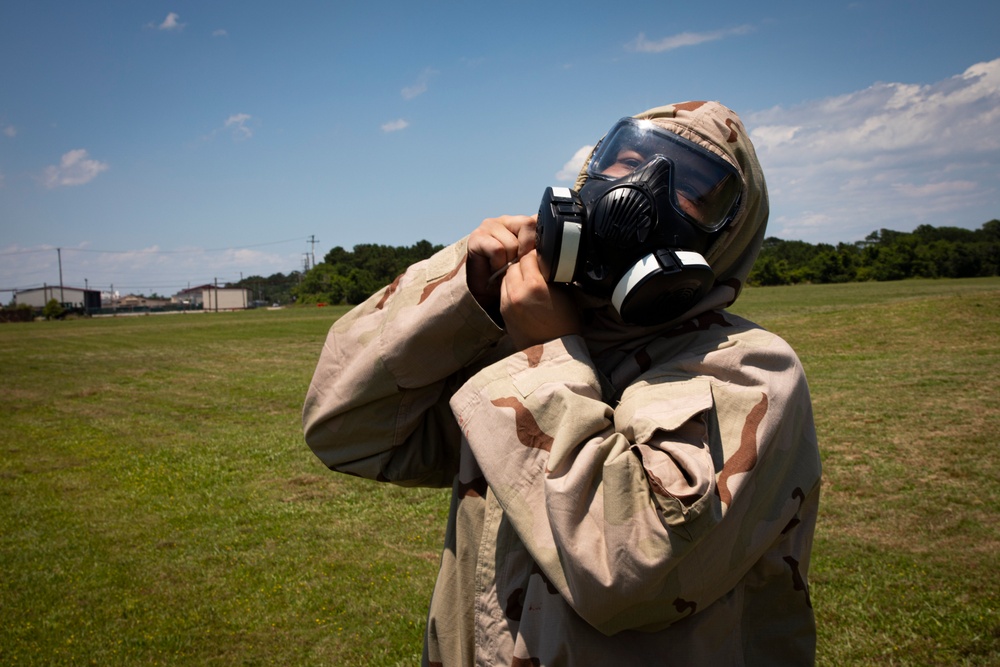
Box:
(611, 248), (714, 325)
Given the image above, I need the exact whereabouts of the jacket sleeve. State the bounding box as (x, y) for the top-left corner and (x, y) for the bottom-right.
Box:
(302, 238), (507, 487)
(449, 328), (820, 634)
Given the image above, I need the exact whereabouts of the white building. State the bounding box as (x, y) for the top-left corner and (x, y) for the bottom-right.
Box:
(15, 285), (102, 311)
(204, 286), (250, 311)
(171, 285), (251, 311)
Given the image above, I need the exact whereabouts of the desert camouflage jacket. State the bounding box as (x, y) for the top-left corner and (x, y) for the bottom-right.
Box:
(303, 238), (822, 666)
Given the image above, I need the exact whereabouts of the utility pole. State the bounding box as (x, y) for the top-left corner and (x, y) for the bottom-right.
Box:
(57, 247), (65, 306)
(308, 235), (319, 270)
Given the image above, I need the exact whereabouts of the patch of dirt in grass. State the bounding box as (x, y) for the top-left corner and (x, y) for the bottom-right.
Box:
(276, 472), (342, 502)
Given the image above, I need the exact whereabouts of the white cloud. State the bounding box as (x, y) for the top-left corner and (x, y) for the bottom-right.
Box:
(556, 145), (594, 182)
(3, 125), (15, 138)
(747, 125), (800, 152)
(157, 12), (185, 31)
(746, 58), (1000, 242)
(213, 29), (228, 37)
(401, 68), (438, 100)
(224, 113), (253, 140)
(381, 119), (410, 133)
(893, 180), (978, 198)
(626, 25), (754, 53)
(43, 149), (109, 188)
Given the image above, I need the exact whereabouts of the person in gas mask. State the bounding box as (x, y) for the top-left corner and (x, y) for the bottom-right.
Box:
(303, 100), (821, 666)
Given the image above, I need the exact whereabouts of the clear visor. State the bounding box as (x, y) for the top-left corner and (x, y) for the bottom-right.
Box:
(588, 117), (743, 231)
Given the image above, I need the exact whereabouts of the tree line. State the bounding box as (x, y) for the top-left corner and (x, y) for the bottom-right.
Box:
(747, 220), (999, 286)
(225, 220), (999, 308)
(229, 271), (303, 306)
(289, 240), (445, 306)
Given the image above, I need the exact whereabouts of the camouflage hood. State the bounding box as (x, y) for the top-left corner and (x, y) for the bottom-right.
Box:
(569, 101), (770, 357)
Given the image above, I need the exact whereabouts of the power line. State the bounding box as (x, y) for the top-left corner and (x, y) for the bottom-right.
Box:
(1, 236), (317, 296)
(0, 236), (310, 257)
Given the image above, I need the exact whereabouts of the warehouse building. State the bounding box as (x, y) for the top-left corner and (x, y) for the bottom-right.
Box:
(171, 285), (251, 311)
(14, 285), (102, 313)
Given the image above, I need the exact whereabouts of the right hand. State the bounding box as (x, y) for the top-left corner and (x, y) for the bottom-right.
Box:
(467, 215), (537, 311)
(499, 249), (581, 350)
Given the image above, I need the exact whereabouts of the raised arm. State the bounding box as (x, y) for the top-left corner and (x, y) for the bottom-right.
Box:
(302, 238), (506, 486)
(302, 214), (540, 487)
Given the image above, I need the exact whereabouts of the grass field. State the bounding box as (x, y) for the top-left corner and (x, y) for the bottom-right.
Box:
(2, 277), (998, 666)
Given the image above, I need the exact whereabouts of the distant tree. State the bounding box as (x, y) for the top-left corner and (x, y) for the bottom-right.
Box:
(976, 220), (1000, 275)
(42, 299), (64, 320)
(804, 245), (858, 283)
(912, 224), (979, 244)
(747, 256), (791, 286)
(293, 264), (352, 305)
(230, 271), (302, 305)
(980, 219), (1000, 242)
(869, 245), (913, 281)
(941, 242), (984, 278)
(302, 240), (444, 304)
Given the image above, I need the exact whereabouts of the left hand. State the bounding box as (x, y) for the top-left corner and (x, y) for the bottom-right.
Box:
(500, 249), (581, 350)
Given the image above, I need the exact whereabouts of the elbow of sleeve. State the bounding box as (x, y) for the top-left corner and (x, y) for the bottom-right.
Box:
(566, 583), (676, 636)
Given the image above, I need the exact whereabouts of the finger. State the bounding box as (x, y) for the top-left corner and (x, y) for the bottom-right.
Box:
(497, 214), (534, 231)
(486, 218), (523, 266)
(470, 223), (517, 272)
(515, 249), (545, 283)
(516, 215), (538, 258)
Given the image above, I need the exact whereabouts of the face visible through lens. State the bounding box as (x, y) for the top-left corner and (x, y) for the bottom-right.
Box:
(600, 148), (711, 224)
(600, 148), (647, 179)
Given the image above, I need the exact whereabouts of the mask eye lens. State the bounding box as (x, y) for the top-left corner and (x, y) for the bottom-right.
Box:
(587, 118), (743, 231)
(675, 191), (706, 223)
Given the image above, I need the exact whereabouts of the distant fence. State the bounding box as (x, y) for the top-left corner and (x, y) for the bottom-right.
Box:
(1, 302), (270, 322)
(88, 304), (206, 316)
(0, 305), (34, 323)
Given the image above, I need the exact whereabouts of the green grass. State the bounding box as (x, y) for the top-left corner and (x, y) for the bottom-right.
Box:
(732, 277), (1000, 666)
(2, 278), (999, 665)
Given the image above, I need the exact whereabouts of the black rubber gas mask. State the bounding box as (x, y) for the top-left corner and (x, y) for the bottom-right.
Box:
(536, 117), (743, 325)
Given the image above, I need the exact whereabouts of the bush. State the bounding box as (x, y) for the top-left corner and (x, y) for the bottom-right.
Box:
(42, 299), (65, 320)
(0, 303), (35, 323)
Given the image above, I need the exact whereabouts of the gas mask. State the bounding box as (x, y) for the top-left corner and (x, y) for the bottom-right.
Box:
(536, 117), (744, 325)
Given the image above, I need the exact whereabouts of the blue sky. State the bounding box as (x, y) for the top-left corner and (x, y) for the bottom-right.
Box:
(2, 1), (998, 297)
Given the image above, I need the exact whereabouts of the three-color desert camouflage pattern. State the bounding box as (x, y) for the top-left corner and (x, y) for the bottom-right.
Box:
(303, 101), (822, 666)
